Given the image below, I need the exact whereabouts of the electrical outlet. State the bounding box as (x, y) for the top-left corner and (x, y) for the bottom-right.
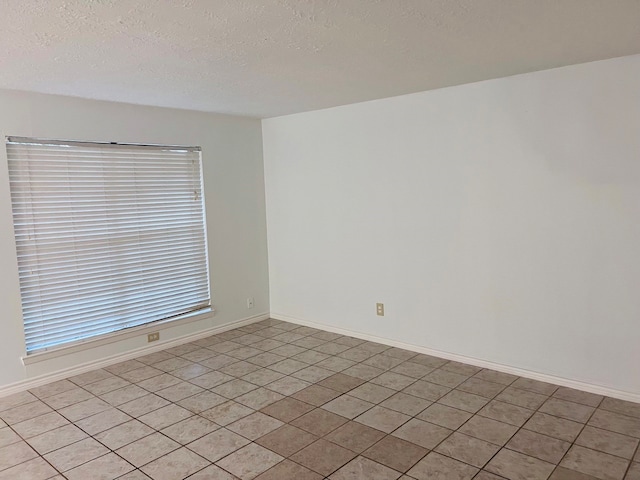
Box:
(376, 303), (384, 316)
(147, 332), (160, 342)
(246, 297), (254, 309)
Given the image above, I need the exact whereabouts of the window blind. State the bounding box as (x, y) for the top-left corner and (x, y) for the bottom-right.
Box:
(6, 137), (211, 354)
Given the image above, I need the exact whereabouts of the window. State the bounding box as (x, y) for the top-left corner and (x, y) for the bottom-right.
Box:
(6, 137), (211, 354)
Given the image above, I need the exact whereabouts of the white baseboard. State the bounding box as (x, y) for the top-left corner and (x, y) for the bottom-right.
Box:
(0, 312), (269, 398)
(271, 312), (640, 403)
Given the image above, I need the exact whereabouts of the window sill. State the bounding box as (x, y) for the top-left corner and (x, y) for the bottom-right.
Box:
(21, 308), (215, 366)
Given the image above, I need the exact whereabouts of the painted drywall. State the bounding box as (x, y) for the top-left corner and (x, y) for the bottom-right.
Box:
(263, 55), (640, 396)
(0, 90), (269, 387)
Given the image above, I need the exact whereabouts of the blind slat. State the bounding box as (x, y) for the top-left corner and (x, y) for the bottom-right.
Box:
(7, 138), (211, 354)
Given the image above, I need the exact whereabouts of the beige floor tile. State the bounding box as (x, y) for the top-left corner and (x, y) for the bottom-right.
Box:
(292, 385), (341, 406)
(458, 415), (519, 445)
(213, 379), (260, 399)
(240, 369), (285, 387)
(524, 412), (584, 442)
(254, 459), (322, 480)
(100, 385), (148, 406)
(44, 437), (109, 472)
(155, 381), (204, 402)
(371, 372), (416, 390)
(259, 397), (315, 422)
(65, 452), (134, 480)
(329, 456), (401, 480)
(0, 441), (39, 471)
(322, 394), (374, 419)
(171, 363), (211, 381)
(458, 378), (507, 398)
(69, 369), (114, 386)
(291, 408), (348, 436)
(141, 447), (210, 480)
(553, 388), (604, 408)
(291, 438), (357, 476)
(600, 398), (640, 419)
(0, 391), (38, 412)
(325, 421), (385, 453)
(228, 412), (283, 440)
(435, 432), (500, 468)
(0, 427), (21, 448)
(625, 463), (640, 480)
(94, 419), (155, 450)
(201, 401), (254, 426)
(119, 366), (164, 383)
(402, 380), (451, 401)
(407, 452), (478, 480)
(58, 398), (111, 422)
(354, 404), (411, 433)
(589, 410), (640, 438)
(472, 370), (519, 386)
(219, 361), (262, 378)
(317, 373), (365, 393)
(342, 364), (386, 381)
(293, 350), (331, 365)
(75, 408), (132, 435)
(237, 386), (287, 411)
(417, 403), (472, 429)
(138, 403), (192, 430)
(438, 389), (490, 413)
(189, 371), (236, 389)
(392, 418), (452, 449)
(12, 411), (69, 438)
(390, 362), (434, 379)
(478, 399), (534, 426)
(187, 428), (250, 462)
(540, 398), (596, 423)
(486, 449), (555, 480)
(576, 426), (639, 459)
(216, 443), (283, 480)
(496, 386), (548, 410)
(507, 428), (571, 464)
(27, 424), (88, 455)
(349, 383), (396, 404)
(0, 456), (58, 480)
(189, 465), (239, 479)
(440, 361), (481, 376)
(0, 400), (53, 424)
(178, 391), (227, 413)
(560, 445), (630, 480)
(549, 466), (601, 480)
(29, 380), (78, 399)
(117, 432), (180, 468)
(268, 359), (308, 375)
(380, 392), (431, 416)
(422, 369), (472, 388)
(264, 376), (310, 396)
(83, 376), (131, 396)
(255, 424), (317, 457)
(511, 378), (559, 395)
(137, 373), (182, 393)
(161, 416), (219, 444)
(363, 435), (427, 473)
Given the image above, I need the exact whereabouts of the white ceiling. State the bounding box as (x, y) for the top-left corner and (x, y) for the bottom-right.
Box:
(1, 0), (639, 118)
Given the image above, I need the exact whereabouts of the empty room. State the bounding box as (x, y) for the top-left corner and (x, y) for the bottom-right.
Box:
(0, 1), (639, 479)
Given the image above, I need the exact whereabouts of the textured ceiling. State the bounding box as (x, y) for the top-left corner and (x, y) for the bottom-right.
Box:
(1, 0), (639, 118)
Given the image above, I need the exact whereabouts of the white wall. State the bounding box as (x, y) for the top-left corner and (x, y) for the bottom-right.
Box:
(0, 90), (269, 387)
(263, 55), (640, 397)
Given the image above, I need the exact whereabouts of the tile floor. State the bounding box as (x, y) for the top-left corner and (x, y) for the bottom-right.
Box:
(0, 318), (639, 480)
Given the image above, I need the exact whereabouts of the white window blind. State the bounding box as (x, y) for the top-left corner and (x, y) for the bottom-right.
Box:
(6, 137), (211, 354)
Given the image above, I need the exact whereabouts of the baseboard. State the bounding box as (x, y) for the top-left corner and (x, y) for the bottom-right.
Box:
(271, 312), (640, 403)
(0, 312), (269, 398)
